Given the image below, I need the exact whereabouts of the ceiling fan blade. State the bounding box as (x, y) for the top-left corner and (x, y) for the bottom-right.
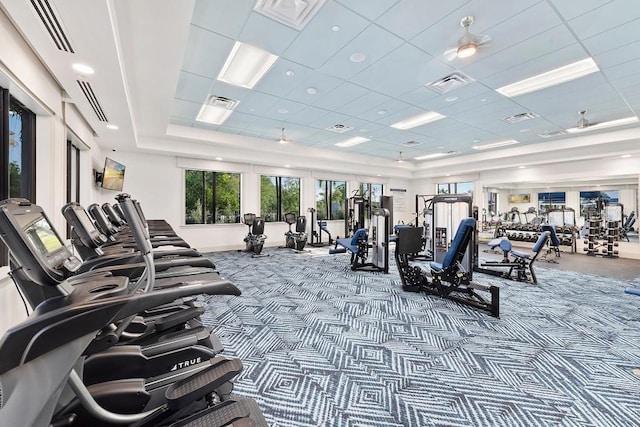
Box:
(476, 34), (492, 46)
(443, 47), (458, 61)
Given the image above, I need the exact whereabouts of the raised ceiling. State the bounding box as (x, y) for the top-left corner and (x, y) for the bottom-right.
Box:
(2, 0), (640, 171)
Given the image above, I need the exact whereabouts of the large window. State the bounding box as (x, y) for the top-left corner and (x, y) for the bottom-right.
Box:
(438, 181), (473, 195)
(261, 175), (300, 222)
(184, 170), (240, 224)
(538, 191), (566, 214)
(315, 179), (346, 220)
(359, 182), (383, 220)
(1, 89), (36, 265)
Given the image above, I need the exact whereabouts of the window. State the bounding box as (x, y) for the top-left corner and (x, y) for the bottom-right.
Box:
(438, 181), (473, 195)
(579, 190), (619, 217)
(1, 89), (36, 265)
(359, 182), (383, 220)
(487, 192), (498, 215)
(184, 170), (241, 224)
(315, 179), (346, 220)
(538, 191), (566, 214)
(261, 175), (300, 222)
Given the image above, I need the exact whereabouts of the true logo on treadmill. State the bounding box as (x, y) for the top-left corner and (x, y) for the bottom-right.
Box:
(170, 357), (202, 371)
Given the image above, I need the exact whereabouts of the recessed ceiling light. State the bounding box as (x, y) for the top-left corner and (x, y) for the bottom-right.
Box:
(390, 111), (446, 130)
(565, 116), (639, 133)
(72, 63), (94, 75)
(217, 41), (278, 89)
(376, 174), (381, 177)
(215, 157), (223, 161)
(480, 98), (487, 102)
(285, 70), (295, 77)
(621, 154), (632, 158)
(332, 25), (340, 32)
(445, 96), (458, 102)
(473, 139), (480, 143)
(106, 124), (119, 130)
(277, 108), (289, 114)
(472, 139), (519, 150)
(350, 52), (366, 63)
(307, 87), (317, 95)
(377, 110), (387, 115)
(285, 164), (291, 168)
(414, 151), (456, 160)
(518, 165), (526, 169)
(496, 57), (599, 98)
(334, 136), (370, 147)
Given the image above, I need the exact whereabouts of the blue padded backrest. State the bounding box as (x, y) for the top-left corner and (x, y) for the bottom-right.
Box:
(441, 218), (475, 269)
(532, 231), (550, 253)
(350, 228), (368, 245)
(541, 224), (561, 246)
(296, 216), (307, 232)
(499, 239), (512, 252)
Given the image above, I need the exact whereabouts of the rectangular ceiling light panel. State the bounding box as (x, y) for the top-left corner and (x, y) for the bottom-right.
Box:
(196, 95), (238, 125)
(334, 136), (370, 147)
(217, 41), (278, 89)
(496, 58), (599, 98)
(565, 116), (639, 133)
(390, 111), (445, 130)
(414, 151), (457, 160)
(472, 139), (519, 150)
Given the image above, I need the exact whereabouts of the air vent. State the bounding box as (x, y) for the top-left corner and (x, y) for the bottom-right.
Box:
(204, 95), (238, 110)
(326, 124), (352, 133)
(503, 112), (539, 123)
(76, 80), (108, 122)
(403, 140), (421, 147)
(254, 0), (327, 31)
(425, 71), (474, 94)
(538, 130), (566, 138)
(30, 0), (74, 53)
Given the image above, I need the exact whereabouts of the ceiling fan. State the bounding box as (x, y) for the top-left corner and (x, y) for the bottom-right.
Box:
(443, 16), (491, 61)
(576, 110), (590, 129)
(278, 127), (289, 144)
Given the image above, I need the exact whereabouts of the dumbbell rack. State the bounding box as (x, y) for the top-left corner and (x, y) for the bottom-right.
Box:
(583, 219), (619, 258)
(495, 224), (576, 252)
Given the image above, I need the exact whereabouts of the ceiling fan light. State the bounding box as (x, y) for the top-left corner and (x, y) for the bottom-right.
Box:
(278, 127), (289, 144)
(457, 42), (477, 58)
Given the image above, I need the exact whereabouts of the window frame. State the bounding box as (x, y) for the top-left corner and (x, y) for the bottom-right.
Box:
(184, 169), (241, 225)
(260, 175), (300, 222)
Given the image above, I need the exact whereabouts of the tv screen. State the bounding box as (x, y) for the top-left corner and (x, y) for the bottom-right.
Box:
(101, 157), (126, 191)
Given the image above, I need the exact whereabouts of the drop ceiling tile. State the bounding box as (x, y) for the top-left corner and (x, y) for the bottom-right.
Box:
(169, 117), (194, 127)
(222, 111), (259, 129)
(318, 25), (405, 80)
(410, 0), (540, 58)
(207, 81), (251, 104)
(308, 111), (352, 129)
(283, 1), (370, 69)
(601, 57), (640, 81)
(313, 82), (369, 111)
(238, 10), (300, 55)
(287, 105), (332, 126)
(594, 40), (640, 69)
(175, 71), (215, 103)
(483, 43), (592, 89)
(182, 26), (234, 78)
(171, 99), (200, 120)
(351, 46), (453, 97)
(339, 91), (393, 116)
(233, 91), (281, 115)
(253, 59), (314, 97)
(191, 0), (254, 38)
(283, 72), (344, 104)
(582, 18), (640, 57)
(334, 0), (399, 21)
(357, 98), (413, 123)
(376, 0), (471, 40)
(568, 0), (640, 40)
(461, 26), (577, 81)
(548, 0), (615, 21)
(260, 98), (308, 121)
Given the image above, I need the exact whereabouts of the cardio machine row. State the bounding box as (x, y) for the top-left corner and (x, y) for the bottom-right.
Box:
(0, 194), (267, 427)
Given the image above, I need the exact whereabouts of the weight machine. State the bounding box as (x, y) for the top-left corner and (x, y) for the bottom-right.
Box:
(333, 208), (390, 273)
(307, 207), (333, 247)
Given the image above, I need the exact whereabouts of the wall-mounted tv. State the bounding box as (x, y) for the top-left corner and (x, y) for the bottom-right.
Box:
(100, 157), (126, 191)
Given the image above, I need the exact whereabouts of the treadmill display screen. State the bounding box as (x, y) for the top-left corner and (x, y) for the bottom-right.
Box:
(17, 212), (65, 256)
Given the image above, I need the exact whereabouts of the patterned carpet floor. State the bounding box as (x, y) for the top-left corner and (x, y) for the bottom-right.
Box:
(200, 247), (640, 427)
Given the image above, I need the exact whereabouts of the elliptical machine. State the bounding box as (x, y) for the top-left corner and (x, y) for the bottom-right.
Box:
(243, 213), (267, 256)
(283, 212), (308, 251)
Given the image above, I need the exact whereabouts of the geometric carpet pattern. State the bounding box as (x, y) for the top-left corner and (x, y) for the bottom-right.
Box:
(201, 248), (640, 427)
